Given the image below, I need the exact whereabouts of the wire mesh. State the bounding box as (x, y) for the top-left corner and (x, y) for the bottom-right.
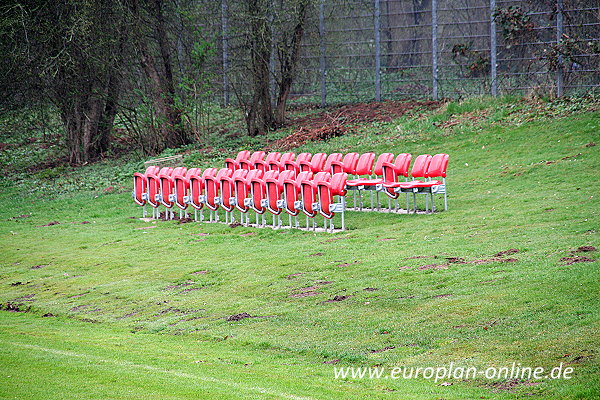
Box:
(214, 0), (599, 105)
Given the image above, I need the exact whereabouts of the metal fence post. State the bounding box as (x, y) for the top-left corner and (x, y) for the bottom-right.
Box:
(270, 0), (276, 107)
(431, 0), (438, 100)
(374, 0), (381, 101)
(319, 0), (326, 107)
(490, 0), (497, 97)
(221, 0), (229, 106)
(556, 0), (564, 97)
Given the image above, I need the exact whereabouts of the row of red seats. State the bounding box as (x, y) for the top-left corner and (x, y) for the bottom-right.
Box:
(132, 151), (449, 230)
(133, 165), (348, 230)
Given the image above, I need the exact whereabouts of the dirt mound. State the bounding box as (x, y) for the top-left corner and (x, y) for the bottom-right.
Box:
(272, 100), (442, 150)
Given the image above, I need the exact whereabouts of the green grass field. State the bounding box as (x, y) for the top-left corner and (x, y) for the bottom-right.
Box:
(0, 97), (598, 399)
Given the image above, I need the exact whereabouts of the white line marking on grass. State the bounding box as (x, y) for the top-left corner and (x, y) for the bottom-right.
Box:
(9, 342), (315, 400)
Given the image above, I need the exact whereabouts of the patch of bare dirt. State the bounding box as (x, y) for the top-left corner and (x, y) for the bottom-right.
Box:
(560, 256), (595, 265)
(180, 287), (203, 293)
(336, 261), (360, 268)
(31, 265), (47, 269)
(38, 221), (60, 227)
(323, 295), (351, 303)
(13, 294), (35, 301)
(404, 255), (435, 260)
(445, 257), (467, 264)
(323, 359), (340, 364)
(290, 291), (322, 298)
(370, 346), (395, 354)
(309, 252), (324, 257)
(227, 312), (252, 321)
(495, 249), (520, 257)
(286, 273), (304, 279)
(573, 246), (596, 253)
(192, 270), (208, 275)
(363, 287), (379, 291)
(486, 379), (540, 393)
(433, 294), (453, 298)
(1, 303), (30, 312)
(70, 305), (90, 312)
(10, 214), (31, 220)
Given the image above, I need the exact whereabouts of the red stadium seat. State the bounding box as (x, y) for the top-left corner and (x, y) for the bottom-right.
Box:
(270, 152), (295, 171)
(317, 172), (348, 231)
(265, 169), (296, 228)
(147, 167), (172, 219)
(331, 152), (358, 174)
(282, 171), (313, 222)
(323, 153), (343, 174)
(379, 153), (412, 211)
(284, 152), (311, 173)
(225, 150), (250, 170)
(204, 168), (233, 221)
(188, 168), (215, 221)
(132, 165), (159, 218)
(219, 169), (246, 223)
(300, 152), (327, 173)
(346, 153), (393, 210)
(255, 152), (281, 173)
(300, 172), (330, 230)
(173, 168), (201, 216)
(395, 153), (449, 213)
(239, 151), (266, 171)
(232, 169), (263, 225)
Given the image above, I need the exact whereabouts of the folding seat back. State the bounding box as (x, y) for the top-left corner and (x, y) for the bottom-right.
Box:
(285, 152), (312, 173)
(233, 169), (261, 212)
(205, 168), (232, 210)
(189, 168), (213, 209)
(332, 152), (358, 174)
(264, 169), (294, 215)
(283, 171), (312, 216)
(382, 153), (412, 183)
(220, 169), (246, 212)
(269, 152), (294, 171)
(277, 152), (295, 170)
(133, 165), (159, 206)
(323, 153), (343, 174)
(160, 167), (185, 209)
(318, 172), (348, 219)
(225, 150), (250, 170)
(236, 169), (266, 214)
(146, 167), (170, 208)
(354, 152), (375, 176)
(410, 154), (433, 180)
(301, 152), (327, 173)
(256, 152), (281, 173)
(240, 151), (266, 170)
(174, 168), (200, 210)
(426, 153), (449, 179)
(373, 153), (394, 177)
(301, 172), (330, 217)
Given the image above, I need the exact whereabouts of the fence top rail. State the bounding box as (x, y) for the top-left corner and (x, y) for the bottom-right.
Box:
(144, 155), (183, 168)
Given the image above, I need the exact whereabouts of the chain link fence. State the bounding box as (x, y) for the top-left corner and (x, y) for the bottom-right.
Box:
(216, 0), (599, 105)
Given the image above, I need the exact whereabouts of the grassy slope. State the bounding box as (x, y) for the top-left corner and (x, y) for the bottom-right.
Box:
(0, 98), (598, 399)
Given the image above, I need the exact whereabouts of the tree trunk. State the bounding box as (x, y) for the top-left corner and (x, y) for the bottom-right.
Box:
(275, 1), (308, 126)
(247, 0), (274, 136)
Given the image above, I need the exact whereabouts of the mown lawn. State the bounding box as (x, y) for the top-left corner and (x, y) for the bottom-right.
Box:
(0, 98), (598, 399)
